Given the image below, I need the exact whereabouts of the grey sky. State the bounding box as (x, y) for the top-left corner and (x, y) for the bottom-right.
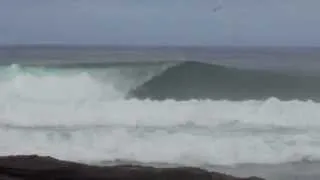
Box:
(0, 0), (320, 46)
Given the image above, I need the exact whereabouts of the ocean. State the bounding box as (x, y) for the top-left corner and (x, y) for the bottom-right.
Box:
(1, 46), (320, 179)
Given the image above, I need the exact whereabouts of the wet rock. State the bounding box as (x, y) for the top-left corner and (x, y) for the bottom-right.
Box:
(0, 155), (265, 180)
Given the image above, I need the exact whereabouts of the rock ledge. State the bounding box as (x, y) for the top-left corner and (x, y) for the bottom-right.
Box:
(0, 155), (265, 180)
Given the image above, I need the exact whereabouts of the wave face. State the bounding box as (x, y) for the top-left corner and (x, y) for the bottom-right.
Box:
(129, 61), (320, 101)
(1, 62), (320, 167)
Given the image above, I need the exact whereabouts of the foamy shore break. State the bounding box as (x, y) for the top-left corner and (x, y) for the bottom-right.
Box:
(0, 155), (264, 180)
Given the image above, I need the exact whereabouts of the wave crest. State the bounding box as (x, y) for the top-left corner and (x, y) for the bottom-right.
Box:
(129, 61), (320, 101)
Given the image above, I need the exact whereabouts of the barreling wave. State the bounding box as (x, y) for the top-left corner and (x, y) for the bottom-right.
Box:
(3, 60), (320, 101)
(3, 60), (320, 166)
(128, 61), (320, 101)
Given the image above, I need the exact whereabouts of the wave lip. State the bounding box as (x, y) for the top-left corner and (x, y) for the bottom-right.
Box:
(129, 61), (320, 101)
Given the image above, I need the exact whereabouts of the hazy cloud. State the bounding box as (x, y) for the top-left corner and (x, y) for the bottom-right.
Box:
(0, 0), (320, 46)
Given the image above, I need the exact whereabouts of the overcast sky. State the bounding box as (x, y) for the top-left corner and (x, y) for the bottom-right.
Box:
(0, 0), (320, 46)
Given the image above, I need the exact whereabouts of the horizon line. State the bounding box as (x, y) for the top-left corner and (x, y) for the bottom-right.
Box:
(1, 44), (320, 49)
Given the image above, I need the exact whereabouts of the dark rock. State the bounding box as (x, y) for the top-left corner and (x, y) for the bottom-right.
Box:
(0, 155), (265, 180)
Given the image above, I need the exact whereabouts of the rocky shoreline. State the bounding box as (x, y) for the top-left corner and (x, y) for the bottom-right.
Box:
(0, 155), (265, 180)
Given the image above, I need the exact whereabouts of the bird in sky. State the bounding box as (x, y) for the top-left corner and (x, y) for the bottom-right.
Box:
(213, 0), (223, 13)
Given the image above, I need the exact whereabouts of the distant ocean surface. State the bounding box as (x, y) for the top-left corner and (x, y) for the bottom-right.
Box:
(1, 46), (320, 179)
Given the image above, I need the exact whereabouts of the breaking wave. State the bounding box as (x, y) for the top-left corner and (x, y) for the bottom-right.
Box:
(13, 60), (320, 101)
(1, 61), (320, 166)
(129, 61), (320, 101)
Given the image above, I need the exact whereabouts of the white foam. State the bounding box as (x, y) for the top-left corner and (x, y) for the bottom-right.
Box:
(1, 126), (320, 166)
(1, 66), (320, 166)
(2, 97), (320, 128)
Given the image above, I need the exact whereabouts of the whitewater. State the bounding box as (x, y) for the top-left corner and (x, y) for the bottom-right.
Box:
(1, 62), (320, 169)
